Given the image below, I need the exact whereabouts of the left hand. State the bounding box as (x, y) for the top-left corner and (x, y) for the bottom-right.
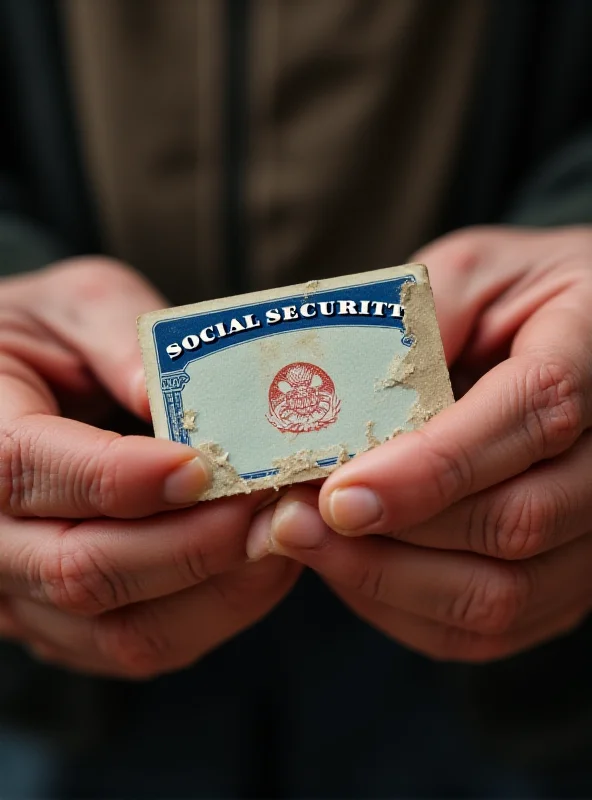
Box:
(0, 259), (300, 678)
(246, 226), (592, 662)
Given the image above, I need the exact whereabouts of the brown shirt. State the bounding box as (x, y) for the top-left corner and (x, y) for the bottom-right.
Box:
(61, 0), (489, 304)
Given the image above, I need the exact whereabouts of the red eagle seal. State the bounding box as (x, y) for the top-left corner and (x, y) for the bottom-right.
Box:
(267, 362), (341, 434)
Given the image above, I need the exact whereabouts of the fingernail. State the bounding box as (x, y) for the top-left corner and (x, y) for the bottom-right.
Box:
(163, 455), (212, 504)
(245, 506), (275, 561)
(326, 487), (382, 533)
(254, 487), (288, 513)
(270, 499), (327, 552)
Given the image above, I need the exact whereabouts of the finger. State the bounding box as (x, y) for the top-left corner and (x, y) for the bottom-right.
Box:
(10, 556), (300, 678)
(459, 232), (592, 365)
(0, 410), (213, 518)
(0, 331), (91, 396)
(412, 227), (589, 365)
(266, 490), (528, 635)
(318, 312), (592, 536)
(0, 491), (271, 614)
(332, 587), (587, 664)
(0, 346), (213, 519)
(388, 430), (592, 559)
(0, 315), (113, 423)
(263, 488), (592, 636)
(412, 227), (518, 364)
(4, 259), (166, 418)
(0, 337), (108, 426)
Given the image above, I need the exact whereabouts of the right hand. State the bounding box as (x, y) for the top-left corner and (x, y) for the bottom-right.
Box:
(0, 258), (299, 677)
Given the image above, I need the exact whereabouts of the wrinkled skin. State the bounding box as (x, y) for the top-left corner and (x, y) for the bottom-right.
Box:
(3, 225), (592, 676)
(247, 227), (592, 663)
(0, 258), (300, 678)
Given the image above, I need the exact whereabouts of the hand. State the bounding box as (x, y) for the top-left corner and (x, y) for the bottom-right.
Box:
(246, 226), (592, 662)
(0, 258), (299, 677)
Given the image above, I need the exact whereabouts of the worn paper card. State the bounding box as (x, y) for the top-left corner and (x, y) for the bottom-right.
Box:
(138, 264), (453, 500)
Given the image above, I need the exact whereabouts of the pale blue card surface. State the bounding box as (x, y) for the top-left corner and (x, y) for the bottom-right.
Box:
(139, 264), (453, 499)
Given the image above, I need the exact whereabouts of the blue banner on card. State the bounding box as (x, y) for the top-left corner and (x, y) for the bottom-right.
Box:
(152, 276), (414, 375)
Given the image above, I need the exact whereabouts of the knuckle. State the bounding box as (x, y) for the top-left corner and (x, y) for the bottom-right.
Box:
(415, 428), (474, 507)
(473, 486), (559, 560)
(0, 422), (125, 520)
(353, 563), (390, 604)
(94, 609), (173, 680)
(419, 226), (491, 275)
(448, 563), (531, 636)
(85, 435), (124, 515)
(0, 422), (37, 515)
(39, 537), (130, 616)
(0, 424), (21, 513)
(521, 357), (585, 458)
(171, 542), (210, 587)
(0, 309), (41, 338)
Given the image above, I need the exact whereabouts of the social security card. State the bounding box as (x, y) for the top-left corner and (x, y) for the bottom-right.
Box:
(138, 264), (453, 500)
